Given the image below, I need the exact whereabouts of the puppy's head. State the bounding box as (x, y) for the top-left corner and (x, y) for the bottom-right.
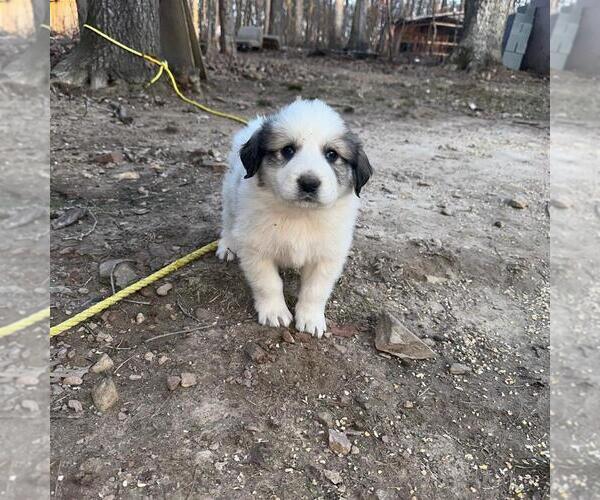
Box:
(239, 99), (372, 207)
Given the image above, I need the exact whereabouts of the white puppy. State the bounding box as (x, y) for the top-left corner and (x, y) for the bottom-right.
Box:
(217, 99), (372, 338)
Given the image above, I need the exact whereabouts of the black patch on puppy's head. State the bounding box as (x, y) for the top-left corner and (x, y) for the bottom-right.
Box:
(240, 121), (272, 179)
(343, 132), (373, 197)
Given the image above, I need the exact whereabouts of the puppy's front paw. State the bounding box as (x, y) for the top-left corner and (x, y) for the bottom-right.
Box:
(256, 299), (293, 328)
(295, 306), (327, 338)
(216, 239), (236, 262)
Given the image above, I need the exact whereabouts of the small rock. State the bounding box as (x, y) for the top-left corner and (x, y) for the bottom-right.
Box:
(96, 332), (113, 343)
(449, 363), (471, 375)
(194, 450), (214, 465)
(166, 376), (181, 391)
(129, 374), (142, 380)
(421, 337), (436, 347)
(351, 445), (360, 455)
(507, 198), (527, 209)
(92, 377), (119, 411)
(135, 312), (145, 324)
(323, 469), (343, 485)
(156, 283), (173, 296)
(281, 330), (295, 344)
(98, 259), (139, 290)
(118, 412), (128, 421)
(334, 344), (348, 354)
(245, 343), (269, 364)
(493, 220), (504, 228)
(440, 207), (453, 216)
(63, 376), (83, 386)
(317, 411), (335, 428)
(330, 324), (359, 338)
(374, 311), (436, 360)
(180, 372), (197, 388)
(91, 353), (114, 374)
(93, 151), (124, 164)
(328, 429), (352, 455)
(67, 399), (83, 412)
(403, 400), (414, 409)
(21, 399), (39, 412)
(158, 355), (168, 365)
(144, 352), (155, 362)
(381, 435), (391, 444)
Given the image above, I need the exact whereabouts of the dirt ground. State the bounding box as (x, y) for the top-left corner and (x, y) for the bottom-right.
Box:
(49, 50), (550, 499)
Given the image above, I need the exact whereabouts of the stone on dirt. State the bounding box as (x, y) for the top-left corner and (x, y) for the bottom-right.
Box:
(507, 198), (528, 209)
(281, 330), (295, 344)
(374, 311), (436, 360)
(90, 353), (114, 374)
(323, 469), (343, 485)
(328, 429), (352, 455)
(166, 375), (181, 391)
(136, 312), (145, 324)
(449, 363), (471, 375)
(245, 343), (269, 364)
(67, 399), (83, 412)
(98, 259), (139, 290)
(317, 411), (335, 428)
(180, 372), (197, 388)
(63, 375), (83, 386)
(92, 377), (119, 412)
(156, 283), (173, 296)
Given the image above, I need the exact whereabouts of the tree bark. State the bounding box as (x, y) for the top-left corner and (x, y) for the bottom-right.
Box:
(294, 0), (304, 45)
(331, 0), (344, 48)
(52, 0), (160, 88)
(347, 0), (368, 51)
(264, 0), (271, 34)
(451, 0), (511, 70)
(269, 0), (283, 36)
(218, 0), (237, 54)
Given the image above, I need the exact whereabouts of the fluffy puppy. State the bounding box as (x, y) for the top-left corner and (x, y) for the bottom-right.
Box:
(217, 99), (372, 337)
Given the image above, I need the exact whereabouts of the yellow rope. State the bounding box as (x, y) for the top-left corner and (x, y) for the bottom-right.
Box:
(83, 24), (249, 126)
(0, 25), (250, 340)
(49, 241), (219, 337)
(0, 308), (50, 339)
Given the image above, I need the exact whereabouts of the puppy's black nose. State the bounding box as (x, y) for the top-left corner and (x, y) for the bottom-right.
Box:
(297, 175), (321, 194)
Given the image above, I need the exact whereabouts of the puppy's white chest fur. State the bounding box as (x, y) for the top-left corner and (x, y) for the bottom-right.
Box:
(233, 182), (359, 269)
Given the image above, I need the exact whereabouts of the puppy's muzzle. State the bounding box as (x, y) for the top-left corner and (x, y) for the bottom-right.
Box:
(297, 174), (321, 199)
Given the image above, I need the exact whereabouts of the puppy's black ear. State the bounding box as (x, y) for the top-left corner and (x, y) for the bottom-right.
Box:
(352, 146), (372, 197)
(240, 122), (270, 179)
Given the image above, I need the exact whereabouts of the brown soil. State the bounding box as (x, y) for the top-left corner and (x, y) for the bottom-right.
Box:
(49, 51), (550, 499)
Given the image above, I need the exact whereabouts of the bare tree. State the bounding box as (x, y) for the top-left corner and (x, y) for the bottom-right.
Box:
(269, 0), (284, 35)
(451, 0), (511, 70)
(332, 0), (345, 47)
(53, 0), (160, 88)
(218, 0), (237, 54)
(347, 0), (368, 51)
(53, 0), (206, 88)
(295, 0), (305, 45)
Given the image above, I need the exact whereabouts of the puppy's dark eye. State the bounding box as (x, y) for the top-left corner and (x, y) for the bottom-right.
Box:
(325, 149), (339, 163)
(281, 145), (296, 160)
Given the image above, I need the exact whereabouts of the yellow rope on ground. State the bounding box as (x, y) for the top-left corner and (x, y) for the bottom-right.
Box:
(0, 25), (250, 339)
(0, 308), (50, 339)
(49, 241), (219, 337)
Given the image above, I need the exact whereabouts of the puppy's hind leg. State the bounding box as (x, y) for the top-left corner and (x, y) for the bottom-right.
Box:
(239, 252), (293, 328)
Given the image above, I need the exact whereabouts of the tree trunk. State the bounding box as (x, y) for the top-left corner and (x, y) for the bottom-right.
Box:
(347, 0), (368, 51)
(52, 0), (160, 88)
(451, 0), (510, 71)
(331, 0), (344, 48)
(269, 0), (283, 36)
(218, 0), (237, 54)
(294, 0), (304, 45)
(264, 0), (271, 34)
(160, 0), (207, 83)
